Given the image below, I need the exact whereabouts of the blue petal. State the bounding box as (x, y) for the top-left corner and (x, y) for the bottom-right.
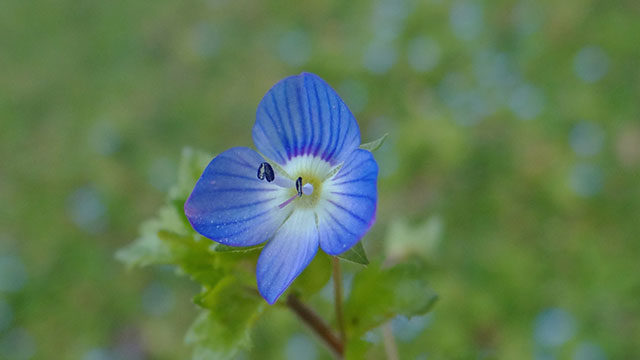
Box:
(184, 147), (292, 247)
(256, 209), (319, 304)
(316, 149), (378, 255)
(252, 72), (361, 166)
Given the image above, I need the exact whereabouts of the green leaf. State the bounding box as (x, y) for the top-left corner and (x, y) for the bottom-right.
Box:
(359, 133), (389, 152)
(115, 218), (174, 268)
(292, 251), (331, 298)
(344, 260), (438, 338)
(337, 241), (369, 265)
(117, 146), (271, 359)
(385, 216), (444, 263)
(187, 277), (264, 360)
(209, 243), (264, 253)
(344, 338), (373, 360)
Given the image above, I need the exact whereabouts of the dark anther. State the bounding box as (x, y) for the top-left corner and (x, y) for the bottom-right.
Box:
(295, 177), (303, 197)
(257, 162), (275, 182)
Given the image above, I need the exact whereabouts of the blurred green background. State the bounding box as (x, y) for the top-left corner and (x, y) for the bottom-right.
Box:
(2, 0), (639, 359)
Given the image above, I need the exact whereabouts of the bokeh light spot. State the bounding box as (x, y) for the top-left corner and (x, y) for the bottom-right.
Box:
(573, 341), (607, 360)
(148, 157), (177, 192)
(450, 1), (484, 41)
(0, 328), (36, 360)
(339, 80), (369, 114)
(533, 308), (576, 348)
(87, 121), (121, 156)
(0, 299), (12, 332)
(569, 163), (604, 197)
(82, 348), (115, 360)
(188, 22), (222, 59)
(285, 334), (317, 360)
(509, 83), (545, 120)
(141, 281), (175, 317)
(66, 186), (107, 234)
(569, 121), (605, 157)
(391, 314), (433, 342)
(277, 30), (311, 67)
(573, 46), (610, 83)
(362, 41), (397, 74)
(407, 36), (442, 73)
(0, 255), (27, 293)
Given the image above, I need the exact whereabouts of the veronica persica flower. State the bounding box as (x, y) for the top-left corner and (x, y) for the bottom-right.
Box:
(184, 73), (378, 304)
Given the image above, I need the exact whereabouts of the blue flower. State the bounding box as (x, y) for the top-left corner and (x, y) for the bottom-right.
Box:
(184, 73), (378, 304)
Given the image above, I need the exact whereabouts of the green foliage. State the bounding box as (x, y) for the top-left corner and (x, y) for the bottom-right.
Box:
(293, 251), (332, 298)
(337, 241), (370, 265)
(116, 147), (438, 359)
(6, 0), (640, 358)
(117, 148), (268, 358)
(345, 260), (438, 338)
(360, 133), (389, 152)
(385, 216), (443, 264)
(343, 260), (438, 359)
(187, 277), (264, 360)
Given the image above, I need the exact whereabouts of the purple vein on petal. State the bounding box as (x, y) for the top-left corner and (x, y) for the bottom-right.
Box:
(327, 199), (368, 224)
(330, 191), (376, 202)
(296, 77), (307, 156)
(270, 91), (292, 159)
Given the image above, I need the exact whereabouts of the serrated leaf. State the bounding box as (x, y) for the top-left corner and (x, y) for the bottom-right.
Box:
(186, 277), (264, 360)
(359, 133), (389, 152)
(337, 241), (369, 265)
(115, 218), (173, 268)
(344, 260), (438, 338)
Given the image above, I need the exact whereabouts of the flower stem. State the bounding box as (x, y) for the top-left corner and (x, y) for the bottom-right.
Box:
(286, 294), (344, 358)
(382, 322), (399, 360)
(332, 256), (346, 344)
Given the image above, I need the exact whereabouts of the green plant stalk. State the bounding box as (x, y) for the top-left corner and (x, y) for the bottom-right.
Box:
(333, 257), (346, 344)
(286, 294), (344, 359)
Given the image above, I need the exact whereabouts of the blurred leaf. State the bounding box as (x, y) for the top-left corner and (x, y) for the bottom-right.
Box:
(359, 133), (389, 152)
(115, 204), (187, 268)
(345, 338), (373, 360)
(293, 251), (332, 298)
(169, 147), (213, 202)
(385, 216), (443, 264)
(210, 243), (264, 253)
(115, 218), (174, 268)
(337, 241), (369, 265)
(344, 260), (438, 338)
(187, 276), (264, 360)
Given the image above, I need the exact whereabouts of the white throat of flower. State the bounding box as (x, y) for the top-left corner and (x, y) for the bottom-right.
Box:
(256, 155), (342, 210)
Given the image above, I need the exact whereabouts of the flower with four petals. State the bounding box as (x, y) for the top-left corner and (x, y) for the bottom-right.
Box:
(185, 73), (378, 304)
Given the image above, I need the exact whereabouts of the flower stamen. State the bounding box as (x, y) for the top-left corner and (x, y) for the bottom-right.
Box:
(257, 162), (275, 182)
(278, 194), (297, 209)
(278, 176), (315, 209)
(295, 177), (303, 197)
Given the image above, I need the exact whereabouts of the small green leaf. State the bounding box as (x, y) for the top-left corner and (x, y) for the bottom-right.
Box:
(115, 218), (173, 268)
(337, 241), (369, 265)
(359, 133), (389, 152)
(209, 243), (264, 253)
(344, 260), (438, 338)
(187, 277), (264, 360)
